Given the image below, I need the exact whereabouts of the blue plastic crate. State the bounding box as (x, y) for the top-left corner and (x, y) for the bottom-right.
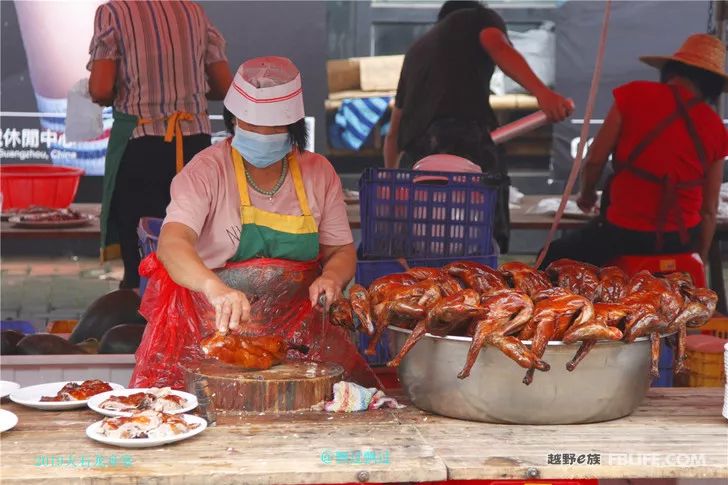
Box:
(355, 253), (498, 289)
(651, 339), (674, 387)
(359, 167), (500, 259)
(357, 330), (393, 367)
(0, 320), (36, 334)
(137, 217), (163, 297)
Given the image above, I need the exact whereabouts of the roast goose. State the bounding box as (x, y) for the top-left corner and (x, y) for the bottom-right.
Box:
(328, 259), (717, 385)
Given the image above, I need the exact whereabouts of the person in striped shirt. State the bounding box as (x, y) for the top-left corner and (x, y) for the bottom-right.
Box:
(88, 0), (232, 291)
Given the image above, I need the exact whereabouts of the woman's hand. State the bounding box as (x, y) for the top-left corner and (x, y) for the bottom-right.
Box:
(309, 275), (343, 310)
(577, 190), (599, 213)
(202, 278), (251, 334)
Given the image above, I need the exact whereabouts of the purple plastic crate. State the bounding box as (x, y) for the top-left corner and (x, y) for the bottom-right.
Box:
(137, 217), (163, 298)
(651, 339), (674, 387)
(359, 168), (500, 259)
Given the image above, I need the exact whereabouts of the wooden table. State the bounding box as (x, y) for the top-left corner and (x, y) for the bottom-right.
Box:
(0, 388), (725, 484)
(510, 195), (593, 230)
(0, 204), (101, 240)
(1, 203), (363, 237)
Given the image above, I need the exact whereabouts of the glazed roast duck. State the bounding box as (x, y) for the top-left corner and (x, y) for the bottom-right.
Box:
(329, 259), (717, 385)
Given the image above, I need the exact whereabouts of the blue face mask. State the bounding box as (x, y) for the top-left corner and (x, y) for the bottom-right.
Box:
(231, 126), (292, 168)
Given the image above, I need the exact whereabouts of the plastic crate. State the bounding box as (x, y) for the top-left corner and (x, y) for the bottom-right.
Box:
(137, 217), (163, 297)
(359, 167), (500, 259)
(651, 339), (674, 387)
(0, 320), (36, 335)
(355, 253), (499, 289)
(357, 330), (392, 367)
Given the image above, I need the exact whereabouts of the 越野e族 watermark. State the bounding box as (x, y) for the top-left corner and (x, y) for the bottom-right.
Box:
(548, 453), (602, 465)
(547, 452), (707, 467)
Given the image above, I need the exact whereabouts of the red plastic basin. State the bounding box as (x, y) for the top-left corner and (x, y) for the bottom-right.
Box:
(0, 164), (84, 210)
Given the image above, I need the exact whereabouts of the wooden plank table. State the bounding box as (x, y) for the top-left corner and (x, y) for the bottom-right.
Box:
(0, 388), (725, 483)
(510, 194), (593, 230)
(1, 203), (101, 239)
(0, 203), (362, 237)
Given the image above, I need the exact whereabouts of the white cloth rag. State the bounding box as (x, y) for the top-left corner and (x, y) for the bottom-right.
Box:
(313, 381), (404, 412)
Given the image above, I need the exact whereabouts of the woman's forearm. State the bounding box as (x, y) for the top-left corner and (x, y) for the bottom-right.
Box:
(157, 224), (222, 293)
(320, 244), (356, 289)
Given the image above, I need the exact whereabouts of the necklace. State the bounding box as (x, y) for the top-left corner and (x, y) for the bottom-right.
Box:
(246, 156), (288, 199)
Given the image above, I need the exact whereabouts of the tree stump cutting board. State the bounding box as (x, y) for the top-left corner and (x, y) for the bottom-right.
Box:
(182, 360), (343, 413)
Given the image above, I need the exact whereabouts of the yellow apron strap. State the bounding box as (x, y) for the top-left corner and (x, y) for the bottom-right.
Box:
(137, 112), (194, 173)
(288, 152), (313, 217)
(231, 147), (253, 208)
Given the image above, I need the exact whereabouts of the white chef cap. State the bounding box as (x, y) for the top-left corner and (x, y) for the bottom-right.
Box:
(224, 56), (305, 127)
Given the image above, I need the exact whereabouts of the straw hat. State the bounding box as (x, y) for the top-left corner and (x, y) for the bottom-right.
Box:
(640, 33), (728, 91)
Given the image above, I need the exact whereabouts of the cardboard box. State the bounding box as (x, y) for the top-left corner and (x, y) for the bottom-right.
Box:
(327, 55), (404, 93)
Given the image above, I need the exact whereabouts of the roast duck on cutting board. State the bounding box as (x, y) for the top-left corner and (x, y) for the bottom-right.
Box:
(329, 258), (718, 385)
(199, 333), (309, 370)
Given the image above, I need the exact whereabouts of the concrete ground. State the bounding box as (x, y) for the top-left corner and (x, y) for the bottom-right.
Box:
(1, 257), (123, 331)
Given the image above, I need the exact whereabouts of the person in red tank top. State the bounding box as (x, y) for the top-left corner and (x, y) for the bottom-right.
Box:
(541, 34), (728, 269)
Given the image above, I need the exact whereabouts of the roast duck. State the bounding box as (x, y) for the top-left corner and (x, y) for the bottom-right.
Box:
(199, 333), (309, 370)
(329, 259), (717, 385)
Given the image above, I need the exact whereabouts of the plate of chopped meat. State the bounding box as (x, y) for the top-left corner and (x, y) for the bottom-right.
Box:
(9, 380), (124, 410)
(86, 411), (207, 448)
(8, 208), (95, 229)
(88, 387), (197, 417)
(1, 205), (56, 221)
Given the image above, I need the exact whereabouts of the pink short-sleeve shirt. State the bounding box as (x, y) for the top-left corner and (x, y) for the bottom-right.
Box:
(164, 139), (354, 269)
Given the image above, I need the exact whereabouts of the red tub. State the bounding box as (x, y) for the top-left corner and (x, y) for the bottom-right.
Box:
(0, 164), (84, 210)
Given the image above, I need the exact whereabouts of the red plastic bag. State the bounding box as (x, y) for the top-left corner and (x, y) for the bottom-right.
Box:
(130, 254), (381, 390)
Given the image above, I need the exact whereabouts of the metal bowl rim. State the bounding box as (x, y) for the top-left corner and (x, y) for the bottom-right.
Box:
(387, 325), (669, 346)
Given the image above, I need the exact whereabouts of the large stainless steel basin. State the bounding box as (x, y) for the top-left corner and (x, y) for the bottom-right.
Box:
(388, 326), (654, 424)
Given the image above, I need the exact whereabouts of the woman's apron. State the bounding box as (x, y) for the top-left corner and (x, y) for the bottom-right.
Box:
(129, 146), (380, 389)
(100, 110), (193, 260)
(599, 85), (707, 250)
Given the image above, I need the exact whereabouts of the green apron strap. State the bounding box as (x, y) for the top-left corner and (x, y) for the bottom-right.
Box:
(100, 110), (139, 261)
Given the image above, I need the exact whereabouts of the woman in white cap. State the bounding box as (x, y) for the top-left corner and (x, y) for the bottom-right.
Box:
(541, 34), (728, 268)
(130, 57), (375, 389)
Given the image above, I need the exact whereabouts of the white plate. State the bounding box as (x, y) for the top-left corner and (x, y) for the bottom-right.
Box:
(10, 381), (125, 410)
(87, 388), (198, 417)
(0, 409), (18, 433)
(85, 414), (207, 448)
(0, 381), (20, 399)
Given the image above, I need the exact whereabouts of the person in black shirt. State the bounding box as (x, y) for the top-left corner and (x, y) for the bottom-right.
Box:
(384, 0), (572, 253)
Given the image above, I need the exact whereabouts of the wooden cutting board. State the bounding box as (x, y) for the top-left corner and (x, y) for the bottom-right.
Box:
(182, 360), (343, 414)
